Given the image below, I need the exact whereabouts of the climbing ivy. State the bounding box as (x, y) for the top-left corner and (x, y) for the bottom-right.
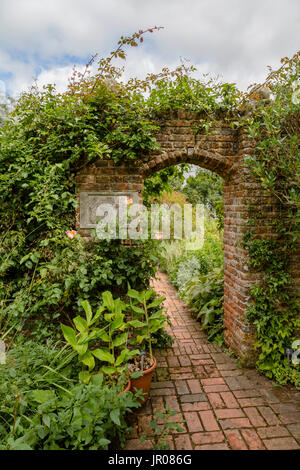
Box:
(242, 52), (300, 386)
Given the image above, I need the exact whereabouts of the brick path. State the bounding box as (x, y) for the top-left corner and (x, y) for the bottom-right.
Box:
(124, 272), (300, 450)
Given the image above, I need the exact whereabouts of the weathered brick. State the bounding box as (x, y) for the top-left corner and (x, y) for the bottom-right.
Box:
(220, 391), (239, 408)
(150, 388), (175, 396)
(167, 356), (180, 367)
(174, 434), (193, 450)
(225, 429), (248, 450)
(238, 397), (266, 407)
(243, 407), (266, 427)
(195, 443), (229, 450)
(179, 355), (191, 367)
(219, 417), (252, 430)
(241, 429), (265, 450)
(184, 412), (203, 433)
(181, 402), (211, 412)
(286, 423), (300, 440)
(215, 408), (245, 419)
(203, 384), (229, 393)
(191, 431), (225, 445)
(199, 410), (220, 431)
(257, 406), (280, 426)
(201, 377), (226, 386)
(175, 380), (189, 395)
(124, 438), (153, 450)
(180, 394), (207, 403)
(207, 392), (225, 409)
(257, 426), (290, 439)
(187, 379), (203, 394)
(263, 437), (300, 450)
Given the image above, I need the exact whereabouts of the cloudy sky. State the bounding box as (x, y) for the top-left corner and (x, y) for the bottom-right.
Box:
(0, 0), (299, 97)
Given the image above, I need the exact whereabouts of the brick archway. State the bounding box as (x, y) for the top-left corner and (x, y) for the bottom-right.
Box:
(75, 110), (294, 364)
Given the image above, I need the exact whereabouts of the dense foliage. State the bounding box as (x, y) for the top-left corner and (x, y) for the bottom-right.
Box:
(241, 53), (300, 385)
(0, 339), (140, 450)
(180, 167), (223, 229)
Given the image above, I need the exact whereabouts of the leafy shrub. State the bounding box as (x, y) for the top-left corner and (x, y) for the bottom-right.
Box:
(174, 255), (209, 293)
(152, 327), (174, 350)
(241, 53), (300, 385)
(0, 340), (140, 450)
(0, 236), (157, 339)
(185, 267), (224, 346)
(182, 167), (223, 229)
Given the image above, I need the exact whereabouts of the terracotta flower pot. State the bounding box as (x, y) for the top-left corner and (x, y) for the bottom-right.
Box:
(130, 355), (157, 404)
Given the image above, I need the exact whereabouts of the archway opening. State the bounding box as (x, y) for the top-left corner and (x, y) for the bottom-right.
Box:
(143, 163), (225, 347)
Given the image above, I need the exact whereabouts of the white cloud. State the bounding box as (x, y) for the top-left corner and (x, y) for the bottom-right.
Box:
(0, 0), (299, 96)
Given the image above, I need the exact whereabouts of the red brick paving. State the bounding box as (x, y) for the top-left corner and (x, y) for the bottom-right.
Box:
(124, 272), (300, 450)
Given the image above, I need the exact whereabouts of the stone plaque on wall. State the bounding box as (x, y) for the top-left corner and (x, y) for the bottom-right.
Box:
(79, 191), (140, 229)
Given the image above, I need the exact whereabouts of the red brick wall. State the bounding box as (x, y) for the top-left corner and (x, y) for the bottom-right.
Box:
(75, 110), (299, 364)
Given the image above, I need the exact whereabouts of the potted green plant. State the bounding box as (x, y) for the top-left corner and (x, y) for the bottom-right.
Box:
(126, 288), (167, 402)
(61, 291), (139, 391)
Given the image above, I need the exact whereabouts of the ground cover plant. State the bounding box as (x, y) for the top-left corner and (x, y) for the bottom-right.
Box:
(0, 339), (141, 450)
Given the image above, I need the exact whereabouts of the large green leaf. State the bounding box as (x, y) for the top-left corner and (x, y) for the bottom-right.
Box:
(114, 298), (125, 315)
(144, 289), (156, 301)
(131, 305), (145, 315)
(97, 329), (110, 342)
(102, 291), (115, 311)
(128, 320), (146, 328)
(116, 349), (140, 366)
(61, 324), (77, 347)
(93, 306), (104, 322)
(29, 389), (55, 403)
(127, 289), (143, 303)
(79, 370), (91, 384)
(110, 315), (124, 333)
(104, 313), (114, 322)
(90, 372), (104, 386)
(92, 348), (114, 364)
(80, 350), (95, 370)
(74, 343), (88, 356)
(112, 332), (127, 348)
(148, 297), (165, 309)
(110, 409), (121, 426)
(74, 315), (88, 332)
(77, 331), (89, 344)
(101, 365), (116, 375)
(136, 334), (147, 344)
(81, 300), (93, 325)
(115, 348), (129, 366)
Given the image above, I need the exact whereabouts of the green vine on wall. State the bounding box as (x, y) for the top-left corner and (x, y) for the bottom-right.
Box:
(242, 52), (300, 387)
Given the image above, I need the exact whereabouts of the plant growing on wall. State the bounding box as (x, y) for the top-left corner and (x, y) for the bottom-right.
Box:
(241, 52), (300, 386)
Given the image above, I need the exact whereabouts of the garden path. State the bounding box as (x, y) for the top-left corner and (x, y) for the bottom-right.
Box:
(124, 272), (300, 450)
